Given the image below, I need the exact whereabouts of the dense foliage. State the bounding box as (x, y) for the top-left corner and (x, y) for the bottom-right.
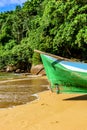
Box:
(0, 0), (87, 71)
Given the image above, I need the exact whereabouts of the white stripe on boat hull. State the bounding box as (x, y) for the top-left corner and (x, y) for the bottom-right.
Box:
(60, 63), (87, 73)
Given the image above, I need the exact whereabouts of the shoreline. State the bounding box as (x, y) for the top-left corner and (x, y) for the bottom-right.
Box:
(0, 75), (49, 109)
(0, 90), (87, 130)
(0, 74), (44, 82)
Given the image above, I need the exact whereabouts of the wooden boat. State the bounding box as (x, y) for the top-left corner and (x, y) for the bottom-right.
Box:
(34, 50), (87, 93)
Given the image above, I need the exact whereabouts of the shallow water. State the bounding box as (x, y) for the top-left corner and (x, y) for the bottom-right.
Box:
(0, 73), (49, 108)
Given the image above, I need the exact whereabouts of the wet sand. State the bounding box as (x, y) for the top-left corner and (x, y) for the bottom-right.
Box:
(0, 89), (87, 130)
(0, 75), (49, 108)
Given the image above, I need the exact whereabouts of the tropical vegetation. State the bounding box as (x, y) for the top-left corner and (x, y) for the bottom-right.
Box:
(0, 0), (87, 71)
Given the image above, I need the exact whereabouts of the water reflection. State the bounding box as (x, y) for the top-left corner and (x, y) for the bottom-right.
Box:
(0, 75), (49, 108)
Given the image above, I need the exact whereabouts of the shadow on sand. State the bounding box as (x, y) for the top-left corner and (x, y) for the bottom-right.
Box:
(63, 94), (87, 101)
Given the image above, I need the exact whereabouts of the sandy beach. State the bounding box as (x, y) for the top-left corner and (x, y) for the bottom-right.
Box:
(0, 89), (87, 130)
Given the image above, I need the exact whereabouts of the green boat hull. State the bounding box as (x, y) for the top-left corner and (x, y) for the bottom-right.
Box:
(41, 54), (87, 93)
